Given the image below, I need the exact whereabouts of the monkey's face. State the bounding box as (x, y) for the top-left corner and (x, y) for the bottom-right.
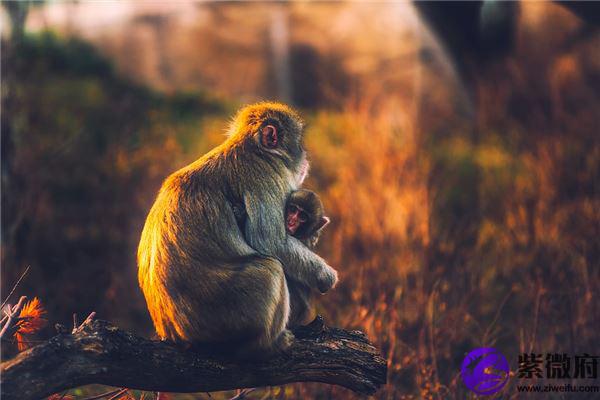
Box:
(231, 103), (308, 185)
(286, 203), (309, 236)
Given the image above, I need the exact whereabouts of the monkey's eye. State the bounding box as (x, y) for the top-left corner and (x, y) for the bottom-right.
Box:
(261, 125), (278, 148)
(298, 211), (308, 223)
(287, 204), (299, 214)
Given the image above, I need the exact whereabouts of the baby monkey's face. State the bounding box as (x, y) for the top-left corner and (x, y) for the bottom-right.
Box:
(286, 203), (308, 235)
(285, 189), (330, 241)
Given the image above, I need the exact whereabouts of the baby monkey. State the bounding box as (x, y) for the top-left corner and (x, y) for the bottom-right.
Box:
(285, 189), (330, 327)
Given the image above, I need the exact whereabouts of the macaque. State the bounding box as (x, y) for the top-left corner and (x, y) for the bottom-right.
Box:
(137, 102), (338, 357)
(284, 189), (331, 327)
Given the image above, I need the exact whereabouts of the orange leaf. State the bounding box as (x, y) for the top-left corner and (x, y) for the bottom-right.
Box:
(16, 297), (47, 333)
(14, 297), (47, 350)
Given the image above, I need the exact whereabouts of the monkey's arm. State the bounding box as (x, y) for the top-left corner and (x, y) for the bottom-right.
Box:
(243, 194), (338, 293)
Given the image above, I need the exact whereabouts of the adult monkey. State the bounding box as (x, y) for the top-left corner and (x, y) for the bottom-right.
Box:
(138, 102), (338, 356)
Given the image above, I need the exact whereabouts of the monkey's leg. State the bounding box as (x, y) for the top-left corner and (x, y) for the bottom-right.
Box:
(287, 279), (315, 328)
(214, 255), (293, 359)
(249, 256), (292, 353)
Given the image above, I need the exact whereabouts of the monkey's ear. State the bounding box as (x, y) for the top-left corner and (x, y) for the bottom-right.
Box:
(261, 125), (278, 148)
(315, 216), (330, 232)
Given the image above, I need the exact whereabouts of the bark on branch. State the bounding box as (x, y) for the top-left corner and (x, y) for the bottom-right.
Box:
(0, 316), (386, 400)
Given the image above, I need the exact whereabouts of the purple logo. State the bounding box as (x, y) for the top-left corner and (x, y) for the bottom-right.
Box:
(461, 347), (510, 395)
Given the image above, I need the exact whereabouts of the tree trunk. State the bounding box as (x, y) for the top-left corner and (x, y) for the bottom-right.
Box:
(0, 316), (386, 400)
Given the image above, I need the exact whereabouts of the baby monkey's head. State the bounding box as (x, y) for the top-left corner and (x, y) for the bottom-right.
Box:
(285, 189), (330, 240)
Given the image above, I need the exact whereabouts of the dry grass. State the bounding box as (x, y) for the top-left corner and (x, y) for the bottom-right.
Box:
(3, 2), (598, 399)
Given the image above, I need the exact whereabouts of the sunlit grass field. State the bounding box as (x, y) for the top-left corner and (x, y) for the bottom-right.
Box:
(2, 3), (598, 397)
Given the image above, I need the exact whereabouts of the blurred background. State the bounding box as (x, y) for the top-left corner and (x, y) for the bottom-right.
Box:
(1, 1), (599, 398)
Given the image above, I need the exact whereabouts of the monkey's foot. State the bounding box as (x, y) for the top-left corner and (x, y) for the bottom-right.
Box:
(275, 329), (295, 355)
(292, 315), (326, 339)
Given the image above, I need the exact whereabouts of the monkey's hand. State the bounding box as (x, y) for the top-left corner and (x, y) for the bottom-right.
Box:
(316, 264), (338, 293)
(279, 237), (338, 292)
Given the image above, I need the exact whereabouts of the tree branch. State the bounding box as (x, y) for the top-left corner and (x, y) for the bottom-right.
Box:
(0, 316), (386, 400)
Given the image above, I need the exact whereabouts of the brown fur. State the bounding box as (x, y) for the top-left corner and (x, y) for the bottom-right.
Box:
(137, 102), (338, 355)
